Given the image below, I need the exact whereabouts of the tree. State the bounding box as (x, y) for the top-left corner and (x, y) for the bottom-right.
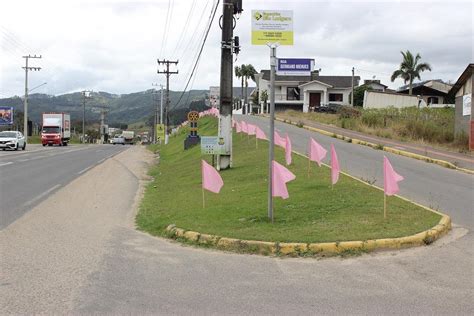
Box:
(234, 66), (244, 110)
(260, 90), (268, 112)
(350, 85), (373, 107)
(241, 64), (258, 107)
(391, 50), (432, 95)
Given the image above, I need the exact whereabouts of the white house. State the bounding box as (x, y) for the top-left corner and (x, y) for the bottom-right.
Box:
(255, 70), (360, 113)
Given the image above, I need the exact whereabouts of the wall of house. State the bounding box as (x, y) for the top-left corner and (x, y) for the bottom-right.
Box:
(454, 74), (473, 140)
(363, 91), (419, 108)
(327, 88), (351, 105)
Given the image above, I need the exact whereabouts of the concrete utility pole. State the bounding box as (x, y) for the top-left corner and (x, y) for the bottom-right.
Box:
(151, 83), (159, 143)
(218, 0), (242, 170)
(81, 90), (93, 143)
(151, 83), (164, 143)
(22, 54), (42, 143)
(157, 60), (178, 145)
(351, 67), (355, 106)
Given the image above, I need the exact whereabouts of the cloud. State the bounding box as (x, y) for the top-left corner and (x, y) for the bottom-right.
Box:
(0, 0), (472, 97)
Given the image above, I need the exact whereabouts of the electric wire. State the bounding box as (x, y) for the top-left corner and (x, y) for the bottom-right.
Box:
(171, 0), (220, 110)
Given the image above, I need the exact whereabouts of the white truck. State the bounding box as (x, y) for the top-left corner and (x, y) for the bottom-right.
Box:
(122, 130), (135, 145)
(41, 113), (71, 146)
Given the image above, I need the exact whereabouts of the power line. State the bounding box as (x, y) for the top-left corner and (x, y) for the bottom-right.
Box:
(159, 0), (172, 58)
(172, 0), (220, 110)
(178, 0), (212, 61)
(171, 0), (197, 57)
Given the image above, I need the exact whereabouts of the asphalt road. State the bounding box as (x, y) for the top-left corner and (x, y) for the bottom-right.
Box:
(0, 145), (472, 315)
(237, 115), (474, 230)
(0, 144), (128, 229)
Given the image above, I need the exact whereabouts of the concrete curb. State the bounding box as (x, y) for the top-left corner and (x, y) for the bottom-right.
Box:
(272, 116), (474, 175)
(164, 211), (451, 257)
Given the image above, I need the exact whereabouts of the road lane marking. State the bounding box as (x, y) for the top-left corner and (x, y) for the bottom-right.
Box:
(0, 162), (13, 167)
(23, 184), (61, 208)
(78, 165), (93, 175)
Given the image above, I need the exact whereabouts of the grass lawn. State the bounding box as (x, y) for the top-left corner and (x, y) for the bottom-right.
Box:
(137, 117), (441, 243)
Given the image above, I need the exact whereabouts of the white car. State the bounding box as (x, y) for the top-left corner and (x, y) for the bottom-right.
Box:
(0, 131), (26, 151)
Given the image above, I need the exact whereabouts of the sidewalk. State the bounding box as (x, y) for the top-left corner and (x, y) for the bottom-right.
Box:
(275, 113), (474, 171)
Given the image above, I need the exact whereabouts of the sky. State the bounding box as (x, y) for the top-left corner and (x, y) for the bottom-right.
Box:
(0, 0), (472, 98)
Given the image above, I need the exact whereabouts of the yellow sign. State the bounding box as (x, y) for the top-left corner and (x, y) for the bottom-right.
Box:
(156, 124), (165, 140)
(251, 10), (293, 45)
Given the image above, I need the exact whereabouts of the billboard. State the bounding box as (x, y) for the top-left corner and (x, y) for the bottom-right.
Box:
(0, 107), (13, 125)
(277, 58), (314, 76)
(251, 10), (293, 45)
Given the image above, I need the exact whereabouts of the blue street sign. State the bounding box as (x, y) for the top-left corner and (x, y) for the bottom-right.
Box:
(277, 58), (314, 76)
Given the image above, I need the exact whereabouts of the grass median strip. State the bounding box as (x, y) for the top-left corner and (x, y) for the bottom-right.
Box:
(137, 117), (441, 245)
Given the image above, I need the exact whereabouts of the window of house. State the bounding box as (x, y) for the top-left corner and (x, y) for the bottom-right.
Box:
(427, 97), (439, 104)
(329, 93), (343, 102)
(287, 87), (300, 100)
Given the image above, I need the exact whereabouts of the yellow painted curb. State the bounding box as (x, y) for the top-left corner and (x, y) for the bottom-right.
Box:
(273, 115), (474, 175)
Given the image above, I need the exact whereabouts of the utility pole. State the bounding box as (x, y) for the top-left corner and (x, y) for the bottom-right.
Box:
(157, 60), (178, 145)
(81, 90), (93, 143)
(22, 54), (42, 143)
(152, 83), (164, 144)
(218, 0), (242, 170)
(351, 67), (355, 106)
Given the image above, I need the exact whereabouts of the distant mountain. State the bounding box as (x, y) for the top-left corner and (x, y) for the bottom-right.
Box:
(0, 89), (209, 126)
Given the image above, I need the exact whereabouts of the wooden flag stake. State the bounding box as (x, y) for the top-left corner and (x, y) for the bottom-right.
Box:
(307, 157), (311, 178)
(202, 187), (205, 209)
(256, 136), (258, 149)
(384, 194), (387, 219)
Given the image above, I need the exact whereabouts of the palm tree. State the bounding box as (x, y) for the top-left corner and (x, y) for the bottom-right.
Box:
(260, 90), (268, 113)
(391, 50), (432, 95)
(234, 66), (244, 110)
(241, 64), (258, 111)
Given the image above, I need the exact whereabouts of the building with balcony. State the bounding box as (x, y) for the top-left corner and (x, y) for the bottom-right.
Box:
(254, 70), (360, 113)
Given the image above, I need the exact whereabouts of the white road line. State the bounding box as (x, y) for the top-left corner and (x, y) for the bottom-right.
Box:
(0, 162), (13, 167)
(77, 165), (93, 175)
(23, 184), (61, 208)
(18, 159), (29, 162)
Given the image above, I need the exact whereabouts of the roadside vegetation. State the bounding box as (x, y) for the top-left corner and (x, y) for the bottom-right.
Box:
(281, 106), (469, 152)
(137, 117), (440, 244)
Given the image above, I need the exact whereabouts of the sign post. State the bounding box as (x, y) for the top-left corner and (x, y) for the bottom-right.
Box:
(252, 10), (293, 222)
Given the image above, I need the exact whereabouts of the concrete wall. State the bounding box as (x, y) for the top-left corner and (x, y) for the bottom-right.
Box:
(454, 74), (473, 136)
(363, 91), (419, 108)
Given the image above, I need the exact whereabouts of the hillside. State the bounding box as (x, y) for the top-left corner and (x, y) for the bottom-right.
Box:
(0, 89), (208, 127)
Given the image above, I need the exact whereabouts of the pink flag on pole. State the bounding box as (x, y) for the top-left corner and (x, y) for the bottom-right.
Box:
(202, 160), (224, 193)
(285, 134), (292, 165)
(274, 131), (286, 148)
(272, 160), (296, 199)
(383, 156), (404, 196)
(309, 138), (327, 167)
(241, 121), (249, 134)
(330, 144), (340, 185)
(255, 126), (267, 140)
(235, 121), (242, 133)
(247, 124), (256, 135)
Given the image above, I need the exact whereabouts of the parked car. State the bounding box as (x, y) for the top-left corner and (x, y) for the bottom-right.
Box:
(112, 135), (125, 145)
(315, 103), (342, 114)
(0, 131), (26, 151)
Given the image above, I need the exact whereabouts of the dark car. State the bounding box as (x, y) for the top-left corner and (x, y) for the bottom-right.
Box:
(315, 103), (342, 114)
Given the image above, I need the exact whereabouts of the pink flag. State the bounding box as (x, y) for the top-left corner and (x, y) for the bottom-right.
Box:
(285, 134), (292, 165)
(241, 121), (248, 134)
(202, 160), (224, 193)
(247, 124), (256, 135)
(309, 138), (327, 167)
(330, 144), (340, 185)
(274, 131), (286, 148)
(235, 121), (242, 133)
(383, 156), (404, 196)
(272, 160), (296, 199)
(255, 126), (267, 140)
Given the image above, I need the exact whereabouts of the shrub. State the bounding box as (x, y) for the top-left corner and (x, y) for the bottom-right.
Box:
(338, 106), (361, 119)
